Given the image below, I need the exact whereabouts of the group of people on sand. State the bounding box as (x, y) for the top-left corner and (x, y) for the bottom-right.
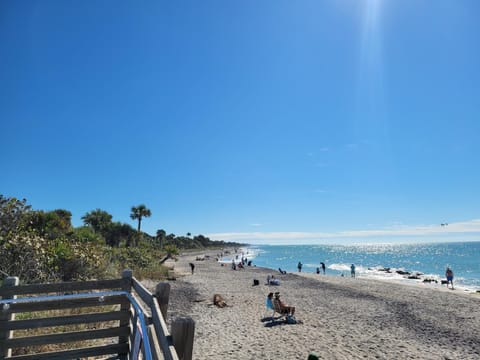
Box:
(316, 262), (326, 275)
(267, 275), (280, 285)
(297, 261), (330, 275)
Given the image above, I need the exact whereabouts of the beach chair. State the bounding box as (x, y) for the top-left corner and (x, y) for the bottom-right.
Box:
(273, 298), (298, 324)
(265, 297), (275, 318)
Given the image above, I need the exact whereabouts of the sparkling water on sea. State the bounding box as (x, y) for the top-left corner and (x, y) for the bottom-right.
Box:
(247, 241), (480, 292)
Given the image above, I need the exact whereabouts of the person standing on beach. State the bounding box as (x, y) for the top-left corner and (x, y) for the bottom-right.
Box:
(298, 261), (303, 272)
(189, 262), (195, 274)
(445, 267), (454, 289)
(351, 264), (356, 278)
(320, 262), (326, 275)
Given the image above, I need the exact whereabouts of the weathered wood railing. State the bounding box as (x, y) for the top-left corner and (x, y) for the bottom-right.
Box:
(0, 270), (194, 360)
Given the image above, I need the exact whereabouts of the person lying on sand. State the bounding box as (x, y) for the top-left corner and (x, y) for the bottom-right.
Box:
(213, 294), (227, 308)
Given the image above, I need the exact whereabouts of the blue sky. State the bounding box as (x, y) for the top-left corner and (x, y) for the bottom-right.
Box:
(1, 1), (479, 245)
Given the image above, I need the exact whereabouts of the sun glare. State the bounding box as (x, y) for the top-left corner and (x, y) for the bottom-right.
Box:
(347, 0), (390, 149)
(360, 0), (383, 76)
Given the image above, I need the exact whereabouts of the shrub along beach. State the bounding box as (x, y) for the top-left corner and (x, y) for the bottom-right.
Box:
(163, 249), (480, 360)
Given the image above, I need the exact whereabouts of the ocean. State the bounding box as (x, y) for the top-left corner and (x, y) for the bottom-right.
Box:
(243, 241), (480, 292)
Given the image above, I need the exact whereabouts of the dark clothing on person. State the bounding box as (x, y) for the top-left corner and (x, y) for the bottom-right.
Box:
(446, 268), (454, 289)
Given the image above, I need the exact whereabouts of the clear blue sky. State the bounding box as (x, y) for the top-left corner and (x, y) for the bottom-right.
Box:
(1, 1), (479, 244)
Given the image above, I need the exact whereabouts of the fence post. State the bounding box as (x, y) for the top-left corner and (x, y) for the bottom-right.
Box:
(155, 282), (170, 320)
(119, 269), (133, 360)
(0, 276), (19, 359)
(171, 317), (195, 360)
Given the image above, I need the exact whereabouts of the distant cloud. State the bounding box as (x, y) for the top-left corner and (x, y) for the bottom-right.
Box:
(249, 223), (263, 227)
(207, 219), (480, 245)
(306, 147), (329, 157)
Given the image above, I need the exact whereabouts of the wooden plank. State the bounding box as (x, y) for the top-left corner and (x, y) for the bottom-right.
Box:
(155, 282), (170, 319)
(132, 277), (154, 307)
(118, 270), (132, 360)
(0, 310), (130, 331)
(0, 276), (19, 358)
(6, 294), (129, 313)
(150, 297), (179, 360)
(5, 326), (130, 348)
(148, 324), (162, 360)
(8, 343), (129, 360)
(171, 317), (195, 360)
(0, 279), (125, 298)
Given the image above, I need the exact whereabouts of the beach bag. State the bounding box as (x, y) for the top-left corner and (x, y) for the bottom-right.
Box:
(286, 314), (297, 324)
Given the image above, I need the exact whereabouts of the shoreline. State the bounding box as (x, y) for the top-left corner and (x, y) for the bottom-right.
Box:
(149, 249), (480, 359)
(243, 244), (480, 294)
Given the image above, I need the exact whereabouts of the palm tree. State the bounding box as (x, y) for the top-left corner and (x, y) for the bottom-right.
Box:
(81, 209), (113, 234)
(130, 204), (151, 247)
(130, 204), (151, 233)
(156, 229), (166, 249)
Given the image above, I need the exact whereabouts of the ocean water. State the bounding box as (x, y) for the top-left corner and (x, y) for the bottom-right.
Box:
(245, 241), (480, 292)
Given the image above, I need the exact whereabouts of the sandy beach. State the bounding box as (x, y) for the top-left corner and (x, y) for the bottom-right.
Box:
(156, 250), (480, 360)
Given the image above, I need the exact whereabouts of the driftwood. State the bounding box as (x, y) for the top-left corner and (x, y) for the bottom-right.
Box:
(159, 253), (173, 265)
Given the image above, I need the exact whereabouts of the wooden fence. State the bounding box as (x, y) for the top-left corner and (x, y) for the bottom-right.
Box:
(0, 270), (195, 360)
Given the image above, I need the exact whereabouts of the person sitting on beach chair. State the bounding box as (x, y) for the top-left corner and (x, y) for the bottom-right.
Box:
(273, 292), (295, 316)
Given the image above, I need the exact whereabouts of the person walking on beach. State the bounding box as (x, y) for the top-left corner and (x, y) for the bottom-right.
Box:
(298, 261), (303, 272)
(320, 262), (326, 275)
(445, 267), (454, 289)
(351, 264), (356, 278)
(189, 262), (195, 274)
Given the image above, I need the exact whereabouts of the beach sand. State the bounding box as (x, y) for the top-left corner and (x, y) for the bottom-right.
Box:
(153, 250), (480, 360)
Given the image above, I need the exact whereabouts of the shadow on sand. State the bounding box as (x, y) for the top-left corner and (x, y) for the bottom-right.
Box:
(261, 316), (302, 327)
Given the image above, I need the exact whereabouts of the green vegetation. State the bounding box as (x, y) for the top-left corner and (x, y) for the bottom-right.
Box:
(0, 195), (242, 284)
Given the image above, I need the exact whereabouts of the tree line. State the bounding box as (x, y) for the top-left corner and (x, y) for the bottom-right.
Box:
(0, 195), (241, 284)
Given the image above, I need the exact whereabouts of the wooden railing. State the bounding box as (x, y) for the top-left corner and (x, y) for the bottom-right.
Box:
(0, 270), (194, 360)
